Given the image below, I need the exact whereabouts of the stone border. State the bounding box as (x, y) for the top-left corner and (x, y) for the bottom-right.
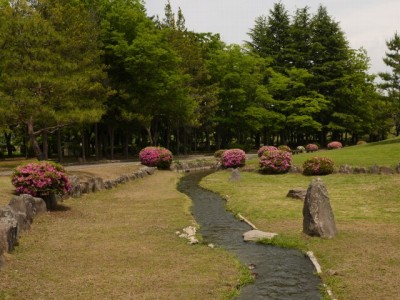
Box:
(0, 166), (156, 268)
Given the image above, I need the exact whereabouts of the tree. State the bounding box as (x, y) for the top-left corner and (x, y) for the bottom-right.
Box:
(379, 32), (400, 135)
(0, 0), (107, 160)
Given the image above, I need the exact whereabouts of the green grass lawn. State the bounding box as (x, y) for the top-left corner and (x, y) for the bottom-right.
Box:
(202, 138), (400, 300)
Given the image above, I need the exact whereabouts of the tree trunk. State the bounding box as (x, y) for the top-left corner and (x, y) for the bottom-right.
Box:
(27, 117), (44, 160)
(95, 123), (100, 160)
(81, 128), (86, 163)
(42, 131), (49, 160)
(124, 128), (130, 159)
(4, 132), (13, 157)
(145, 127), (154, 146)
(57, 129), (63, 163)
(109, 126), (115, 160)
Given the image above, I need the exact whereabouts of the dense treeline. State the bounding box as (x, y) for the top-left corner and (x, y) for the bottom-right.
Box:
(0, 0), (399, 160)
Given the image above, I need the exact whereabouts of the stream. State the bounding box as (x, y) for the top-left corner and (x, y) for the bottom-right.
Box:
(177, 170), (322, 300)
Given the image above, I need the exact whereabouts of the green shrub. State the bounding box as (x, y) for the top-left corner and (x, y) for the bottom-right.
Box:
(357, 140), (367, 145)
(303, 157), (334, 176)
(278, 145), (291, 152)
(214, 149), (226, 159)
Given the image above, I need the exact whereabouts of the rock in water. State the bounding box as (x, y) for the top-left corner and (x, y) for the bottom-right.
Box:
(303, 178), (337, 238)
(229, 169), (241, 182)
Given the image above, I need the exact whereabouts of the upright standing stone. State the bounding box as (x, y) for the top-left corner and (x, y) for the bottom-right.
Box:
(229, 169), (241, 182)
(303, 178), (337, 238)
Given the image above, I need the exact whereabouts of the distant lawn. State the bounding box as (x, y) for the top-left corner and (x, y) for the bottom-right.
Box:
(201, 164), (400, 299)
(247, 137), (400, 170)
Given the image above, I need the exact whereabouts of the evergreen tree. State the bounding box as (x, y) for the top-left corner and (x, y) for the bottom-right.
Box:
(0, 0), (106, 160)
(379, 32), (400, 135)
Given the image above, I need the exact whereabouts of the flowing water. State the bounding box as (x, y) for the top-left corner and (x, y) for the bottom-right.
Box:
(177, 170), (322, 300)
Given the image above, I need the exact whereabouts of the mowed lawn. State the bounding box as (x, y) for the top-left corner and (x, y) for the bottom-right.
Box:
(0, 171), (243, 299)
(201, 168), (400, 299)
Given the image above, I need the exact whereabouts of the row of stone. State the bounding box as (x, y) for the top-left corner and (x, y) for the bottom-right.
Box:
(0, 166), (156, 267)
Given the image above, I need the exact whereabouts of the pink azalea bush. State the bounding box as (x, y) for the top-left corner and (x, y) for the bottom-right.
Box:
(221, 149), (246, 168)
(259, 150), (292, 174)
(11, 162), (71, 197)
(139, 146), (173, 169)
(306, 144), (319, 152)
(257, 146), (278, 157)
(303, 157), (334, 176)
(327, 141), (343, 150)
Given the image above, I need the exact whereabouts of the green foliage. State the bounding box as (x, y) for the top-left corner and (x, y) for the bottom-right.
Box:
(303, 157), (334, 175)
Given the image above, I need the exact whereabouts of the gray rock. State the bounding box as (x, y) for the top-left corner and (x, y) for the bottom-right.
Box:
(0, 205), (29, 234)
(103, 180), (114, 189)
(24, 195), (47, 215)
(87, 178), (96, 193)
(395, 163), (400, 174)
(80, 182), (90, 194)
(369, 165), (380, 174)
(339, 164), (352, 174)
(353, 167), (367, 174)
(229, 169), (241, 182)
(69, 175), (81, 198)
(380, 166), (394, 175)
(0, 222), (18, 253)
(243, 230), (277, 242)
(286, 189), (307, 201)
(288, 165), (302, 173)
(303, 178), (337, 238)
(93, 177), (104, 192)
(9, 195), (34, 224)
(143, 167), (155, 175)
(40, 193), (59, 210)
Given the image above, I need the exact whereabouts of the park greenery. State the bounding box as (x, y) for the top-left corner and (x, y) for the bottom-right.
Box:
(0, 1), (399, 161)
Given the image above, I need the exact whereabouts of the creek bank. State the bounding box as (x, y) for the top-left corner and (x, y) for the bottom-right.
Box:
(0, 166), (155, 268)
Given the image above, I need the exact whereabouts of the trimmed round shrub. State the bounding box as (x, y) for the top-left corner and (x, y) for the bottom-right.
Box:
(278, 145), (291, 152)
(327, 141), (343, 150)
(357, 140), (367, 145)
(11, 161), (71, 197)
(214, 149), (226, 159)
(306, 144), (319, 152)
(139, 146), (173, 169)
(303, 157), (334, 176)
(259, 150), (292, 174)
(296, 146), (306, 153)
(221, 149), (246, 168)
(257, 145), (278, 157)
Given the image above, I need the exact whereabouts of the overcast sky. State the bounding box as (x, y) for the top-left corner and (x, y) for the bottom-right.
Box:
(144, 0), (400, 75)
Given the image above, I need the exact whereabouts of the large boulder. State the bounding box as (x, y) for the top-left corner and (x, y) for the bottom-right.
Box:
(0, 205), (29, 234)
(0, 222), (18, 253)
(303, 178), (337, 238)
(69, 175), (82, 198)
(339, 164), (352, 174)
(9, 195), (35, 224)
(229, 169), (241, 182)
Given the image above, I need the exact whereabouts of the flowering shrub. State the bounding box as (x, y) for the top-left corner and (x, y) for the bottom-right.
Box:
(296, 146), (306, 153)
(257, 146), (278, 157)
(221, 149), (246, 168)
(214, 149), (226, 159)
(278, 145), (291, 152)
(11, 162), (71, 197)
(306, 144), (319, 152)
(327, 141), (343, 150)
(259, 150), (292, 174)
(139, 146), (173, 169)
(303, 157), (334, 176)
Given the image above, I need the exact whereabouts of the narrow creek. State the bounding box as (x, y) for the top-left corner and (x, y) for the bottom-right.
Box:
(177, 170), (322, 300)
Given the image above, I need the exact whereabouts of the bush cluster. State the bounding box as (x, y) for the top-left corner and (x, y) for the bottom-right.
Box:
(257, 145), (278, 157)
(303, 157), (334, 175)
(305, 144), (319, 152)
(139, 146), (173, 169)
(327, 141), (343, 150)
(259, 150), (292, 174)
(221, 149), (246, 168)
(11, 161), (71, 197)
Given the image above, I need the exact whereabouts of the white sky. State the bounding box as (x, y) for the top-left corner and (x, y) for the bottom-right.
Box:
(144, 0), (400, 75)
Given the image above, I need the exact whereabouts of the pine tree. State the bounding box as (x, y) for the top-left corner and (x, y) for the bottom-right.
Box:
(379, 32), (400, 135)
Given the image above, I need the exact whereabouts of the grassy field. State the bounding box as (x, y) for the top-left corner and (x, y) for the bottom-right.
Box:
(0, 171), (246, 299)
(201, 139), (400, 299)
